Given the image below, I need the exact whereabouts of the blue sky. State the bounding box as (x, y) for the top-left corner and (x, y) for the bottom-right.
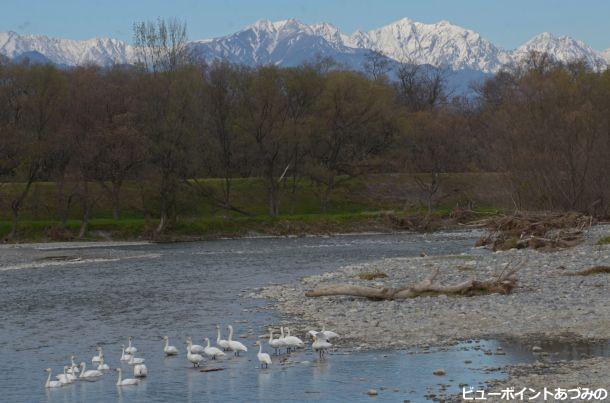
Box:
(2, 0), (609, 50)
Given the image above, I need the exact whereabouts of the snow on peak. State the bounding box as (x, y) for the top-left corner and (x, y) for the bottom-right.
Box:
(0, 31), (133, 66)
(514, 32), (607, 68)
(343, 17), (510, 72)
(1, 17), (608, 74)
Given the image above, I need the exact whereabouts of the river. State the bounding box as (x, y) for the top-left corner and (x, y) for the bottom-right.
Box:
(1, 232), (605, 402)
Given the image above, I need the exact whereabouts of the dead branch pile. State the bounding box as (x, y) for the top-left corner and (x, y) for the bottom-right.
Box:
(305, 261), (523, 300)
(475, 212), (594, 251)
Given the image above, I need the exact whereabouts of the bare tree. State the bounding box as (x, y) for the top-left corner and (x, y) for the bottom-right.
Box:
(133, 19), (198, 235)
(395, 61), (448, 111)
(307, 71), (396, 211)
(4, 64), (65, 239)
(236, 66), (290, 216)
(133, 18), (192, 73)
(363, 50), (391, 81)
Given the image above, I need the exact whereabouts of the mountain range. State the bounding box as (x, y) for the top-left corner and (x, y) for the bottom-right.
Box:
(2, 18), (608, 88)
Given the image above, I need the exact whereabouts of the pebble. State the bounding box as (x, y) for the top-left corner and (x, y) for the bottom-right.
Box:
(433, 369), (446, 376)
(367, 389), (378, 396)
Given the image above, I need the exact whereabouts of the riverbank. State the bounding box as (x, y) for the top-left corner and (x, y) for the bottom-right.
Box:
(257, 225), (610, 397)
(0, 208), (500, 243)
(259, 224), (609, 348)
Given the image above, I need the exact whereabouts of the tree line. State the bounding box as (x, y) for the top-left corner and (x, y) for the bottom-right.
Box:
(0, 20), (608, 240)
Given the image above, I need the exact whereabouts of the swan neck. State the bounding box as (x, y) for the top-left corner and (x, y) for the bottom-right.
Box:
(206, 339), (210, 348)
(46, 371), (51, 385)
(164, 338), (169, 349)
(228, 326), (233, 341)
(79, 363), (85, 377)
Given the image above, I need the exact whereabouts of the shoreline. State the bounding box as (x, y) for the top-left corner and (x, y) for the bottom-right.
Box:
(0, 207), (501, 245)
(256, 225), (610, 394)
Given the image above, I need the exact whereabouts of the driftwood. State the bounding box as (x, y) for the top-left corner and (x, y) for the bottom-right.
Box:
(567, 265), (610, 276)
(305, 261), (524, 300)
(475, 212), (594, 251)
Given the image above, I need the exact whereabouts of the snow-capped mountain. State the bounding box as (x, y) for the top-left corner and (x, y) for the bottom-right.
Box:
(189, 19), (371, 68)
(342, 18), (512, 72)
(1, 18), (607, 74)
(0, 31), (133, 66)
(513, 32), (607, 68)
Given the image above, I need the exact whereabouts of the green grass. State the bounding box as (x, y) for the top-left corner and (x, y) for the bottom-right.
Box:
(0, 173), (509, 242)
(0, 211), (396, 242)
(598, 236), (610, 245)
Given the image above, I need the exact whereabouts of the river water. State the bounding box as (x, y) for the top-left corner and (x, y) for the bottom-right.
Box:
(0, 232), (607, 402)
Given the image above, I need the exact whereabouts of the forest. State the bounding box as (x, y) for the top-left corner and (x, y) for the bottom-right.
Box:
(0, 20), (609, 241)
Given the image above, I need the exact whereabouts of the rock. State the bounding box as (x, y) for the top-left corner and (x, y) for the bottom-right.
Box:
(367, 389), (378, 396)
(532, 346), (543, 353)
(464, 360), (472, 364)
(433, 369), (446, 376)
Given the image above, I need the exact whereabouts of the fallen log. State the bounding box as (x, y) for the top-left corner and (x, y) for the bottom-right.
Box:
(305, 262), (523, 300)
(567, 265), (610, 276)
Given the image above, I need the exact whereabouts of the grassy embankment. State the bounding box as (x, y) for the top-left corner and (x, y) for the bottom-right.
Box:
(0, 173), (507, 242)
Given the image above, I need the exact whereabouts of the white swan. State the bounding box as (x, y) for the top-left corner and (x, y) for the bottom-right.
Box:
(79, 362), (103, 381)
(97, 357), (110, 371)
(279, 327), (289, 352)
(66, 363), (79, 377)
(115, 368), (139, 386)
(66, 356), (80, 374)
(203, 337), (225, 360)
(216, 325), (230, 351)
(134, 364), (148, 378)
(312, 333), (332, 359)
(256, 342), (272, 369)
(321, 324), (340, 340)
(268, 328), (284, 355)
(308, 325), (339, 340)
(186, 345), (204, 367)
(44, 368), (63, 388)
(186, 337), (205, 355)
(127, 355), (145, 365)
(125, 337), (138, 354)
(283, 327), (304, 351)
(162, 336), (179, 356)
(226, 325), (247, 356)
(91, 346), (103, 364)
(56, 366), (74, 385)
(120, 345), (133, 361)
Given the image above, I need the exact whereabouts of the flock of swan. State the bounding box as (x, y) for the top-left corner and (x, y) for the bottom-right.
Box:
(44, 324), (339, 389)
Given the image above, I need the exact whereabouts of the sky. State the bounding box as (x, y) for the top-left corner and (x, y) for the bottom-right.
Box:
(2, 0), (609, 51)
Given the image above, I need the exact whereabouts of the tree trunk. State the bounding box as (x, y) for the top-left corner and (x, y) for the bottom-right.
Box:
(78, 205), (89, 239)
(111, 183), (121, 220)
(267, 178), (280, 216)
(155, 212), (167, 236)
(154, 192), (168, 237)
(321, 175), (335, 213)
(268, 186), (279, 216)
(78, 181), (90, 239)
(7, 179), (34, 240)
